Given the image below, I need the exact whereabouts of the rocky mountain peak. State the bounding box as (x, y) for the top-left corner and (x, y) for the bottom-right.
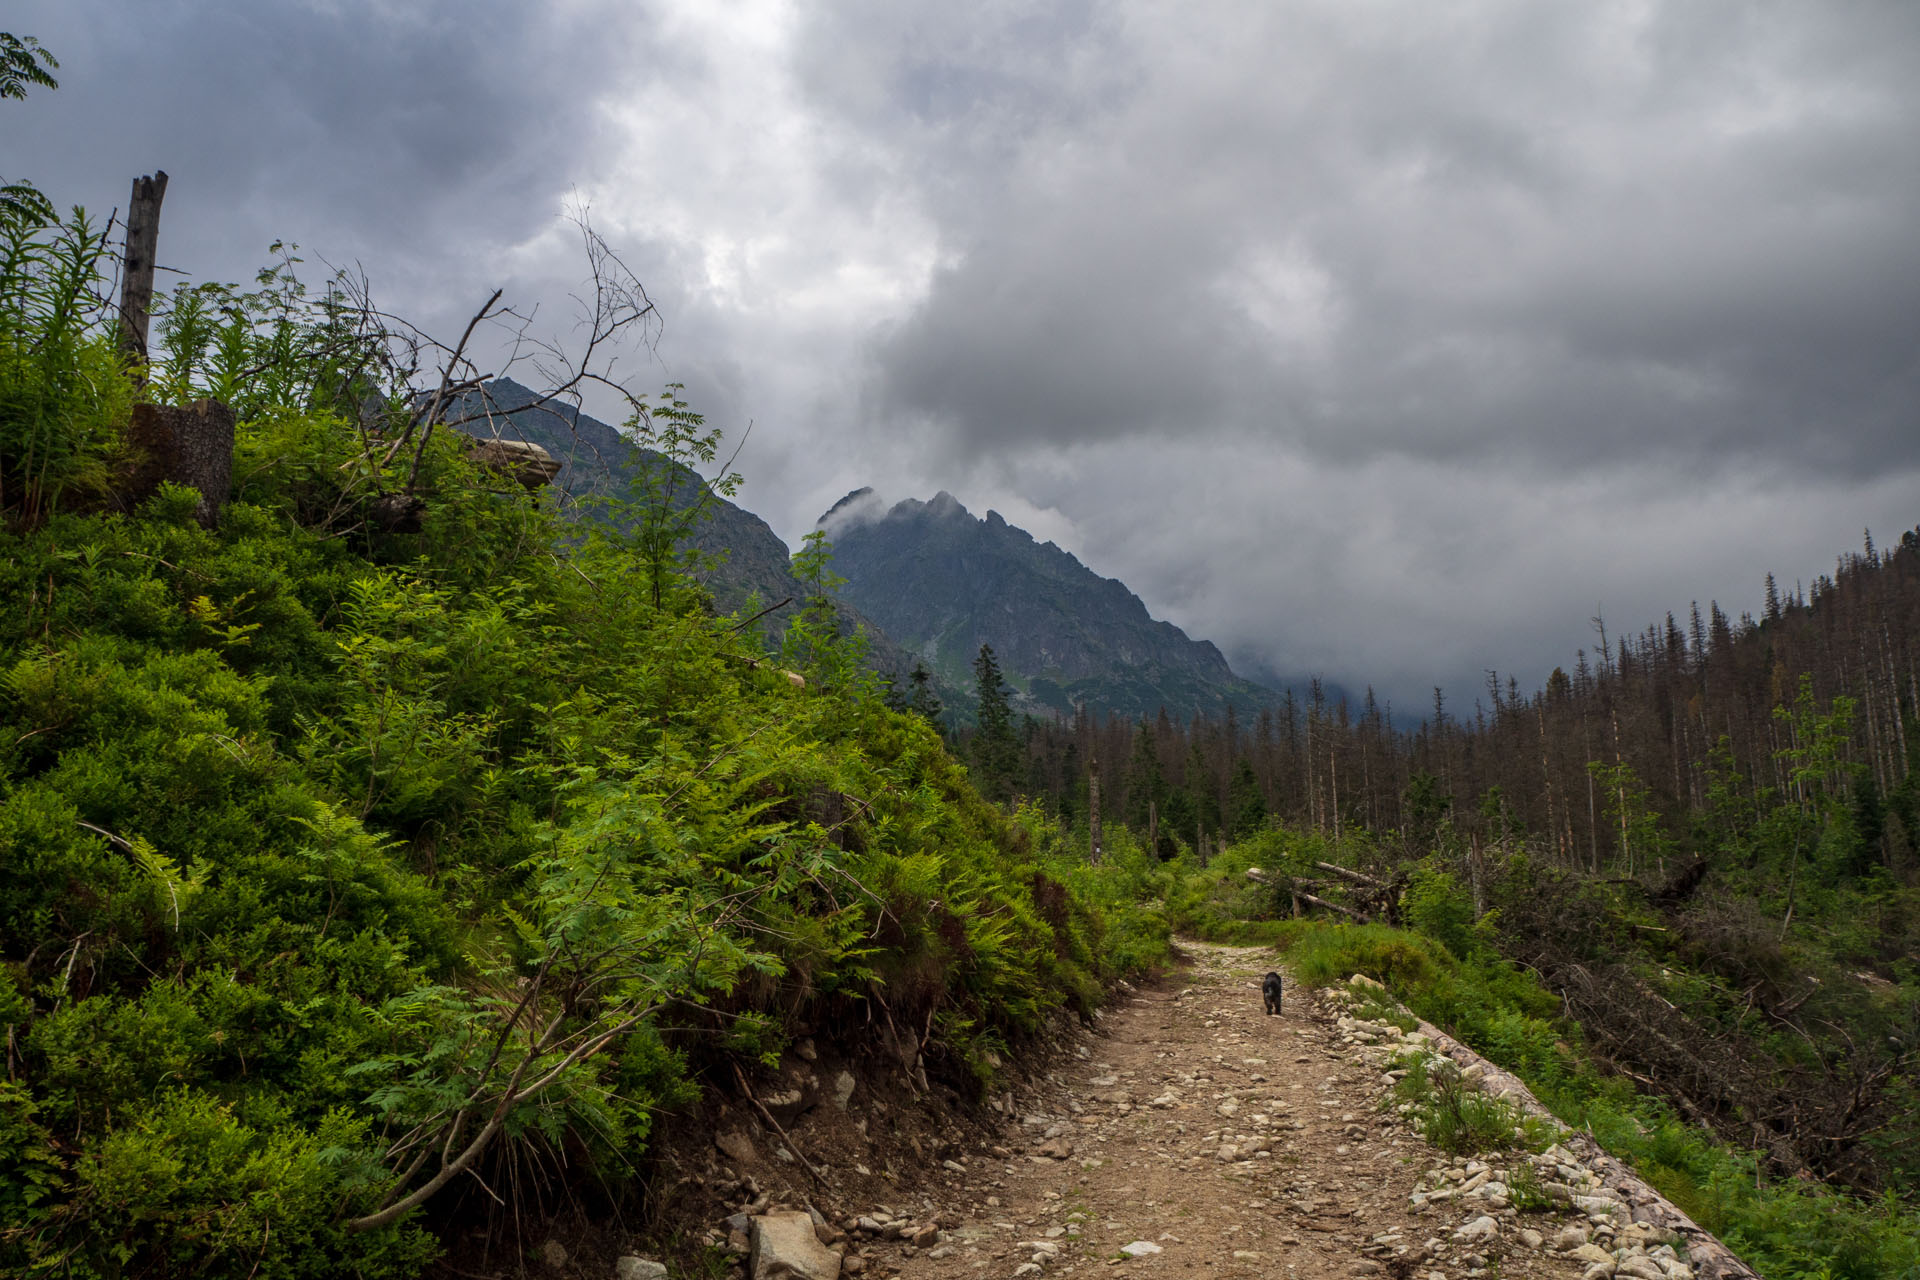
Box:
(823, 490), (1276, 721)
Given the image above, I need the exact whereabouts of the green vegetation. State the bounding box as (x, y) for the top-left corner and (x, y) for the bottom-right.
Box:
(1169, 828), (1920, 1280)
(0, 167), (1172, 1273)
(969, 642), (1020, 800)
(1386, 1052), (1556, 1156)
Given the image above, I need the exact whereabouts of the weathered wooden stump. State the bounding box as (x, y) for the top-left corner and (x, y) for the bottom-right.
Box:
(123, 398), (235, 528)
(368, 492), (427, 533)
(467, 437), (561, 489)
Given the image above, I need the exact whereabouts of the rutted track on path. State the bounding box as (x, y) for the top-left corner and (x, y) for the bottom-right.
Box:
(888, 943), (1647, 1280)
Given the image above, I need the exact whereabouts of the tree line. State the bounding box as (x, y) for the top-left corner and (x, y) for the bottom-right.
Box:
(949, 525), (1920, 880)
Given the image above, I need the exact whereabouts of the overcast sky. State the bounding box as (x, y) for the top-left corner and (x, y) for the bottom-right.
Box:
(9, 0), (1919, 713)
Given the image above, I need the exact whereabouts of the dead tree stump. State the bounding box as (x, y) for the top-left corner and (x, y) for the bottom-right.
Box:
(123, 399), (235, 528)
(117, 171), (169, 370)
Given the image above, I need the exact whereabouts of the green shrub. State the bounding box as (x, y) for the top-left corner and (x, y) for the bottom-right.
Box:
(1401, 866), (1478, 959)
(0, 202), (132, 524)
(56, 1092), (434, 1278)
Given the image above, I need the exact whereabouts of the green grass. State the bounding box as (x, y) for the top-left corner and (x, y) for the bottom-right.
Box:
(1388, 1051), (1558, 1156)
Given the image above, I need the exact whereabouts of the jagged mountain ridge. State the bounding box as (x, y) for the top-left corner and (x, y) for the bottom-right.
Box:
(821, 489), (1280, 722)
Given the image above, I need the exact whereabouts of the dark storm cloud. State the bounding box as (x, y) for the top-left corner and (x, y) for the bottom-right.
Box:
(846, 2), (1920, 480)
(6, 0), (644, 333)
(9, 1), (1919, 711)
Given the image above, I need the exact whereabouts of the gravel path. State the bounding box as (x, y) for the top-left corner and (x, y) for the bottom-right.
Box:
(881, 942), (1605, 1280)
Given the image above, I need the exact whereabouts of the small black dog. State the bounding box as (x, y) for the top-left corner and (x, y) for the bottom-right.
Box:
(1261, 970), (1284, 1016)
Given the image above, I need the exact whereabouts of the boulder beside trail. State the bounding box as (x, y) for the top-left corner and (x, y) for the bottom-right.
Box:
(750, 1210), (842, 1280)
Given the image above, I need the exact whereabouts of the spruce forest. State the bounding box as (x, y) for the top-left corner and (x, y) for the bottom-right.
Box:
(5, 27), (1920, 1280)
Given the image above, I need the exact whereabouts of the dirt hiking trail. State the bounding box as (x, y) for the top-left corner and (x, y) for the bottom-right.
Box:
(888, 942), (1625, 1280)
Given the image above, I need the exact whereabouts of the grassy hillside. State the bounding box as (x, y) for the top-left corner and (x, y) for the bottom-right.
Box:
(436, 379), (958, 709)
(0, 201), (1170, 1276)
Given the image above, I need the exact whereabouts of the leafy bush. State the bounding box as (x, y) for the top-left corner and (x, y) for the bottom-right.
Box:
(1401, 866), (1478, 959)
(0, 202), (131, 523)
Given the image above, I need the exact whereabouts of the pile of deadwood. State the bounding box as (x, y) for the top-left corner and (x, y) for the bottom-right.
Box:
(1244, 861), (1405, 924)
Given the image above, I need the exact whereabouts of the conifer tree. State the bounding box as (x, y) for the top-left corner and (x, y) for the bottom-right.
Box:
(971, 643), (1018, 799)
(906, 660), (943, 727)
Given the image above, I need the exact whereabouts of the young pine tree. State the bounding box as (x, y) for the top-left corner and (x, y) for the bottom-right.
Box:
(906, 660), (943, 727)
(971, 643), (1019, 799)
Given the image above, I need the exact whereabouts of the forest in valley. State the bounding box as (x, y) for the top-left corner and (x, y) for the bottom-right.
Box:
(947, 527), (1920, 1226)
(973, 535), (1920, 884)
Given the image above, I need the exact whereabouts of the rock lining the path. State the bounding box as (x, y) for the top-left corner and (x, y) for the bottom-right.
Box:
(1321, 980), (1758, 1280)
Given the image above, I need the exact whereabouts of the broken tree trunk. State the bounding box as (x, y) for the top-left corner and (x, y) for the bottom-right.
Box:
(1087, 757), (1103, 865)
(1296, 890), (1367, 922)
(1313, 860), (1385, 887)
(117, 171), (169, 371)
(123, 399), (234, 528)
(1245, 868), (1369, 922)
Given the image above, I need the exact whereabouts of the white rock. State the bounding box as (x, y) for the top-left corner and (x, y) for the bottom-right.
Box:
(617, 1260), (669, 1280)
(1120, 1241), (1164, 1257)
(1553, 1226), (1591, 1251)
(1575, 1194), (1628, 1219)
(1452, 1216), (1498, 1243)
(751, 1211), (842, 1280)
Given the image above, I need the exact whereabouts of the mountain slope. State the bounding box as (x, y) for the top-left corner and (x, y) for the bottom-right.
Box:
(445, 379), (798, 621)
(444, 380), (932, 687)
(822, 489), (1276, 721)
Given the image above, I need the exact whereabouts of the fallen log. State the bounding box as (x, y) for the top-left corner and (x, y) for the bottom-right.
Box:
(1297, 891), (1367, 922)
(1314, 860), (1386, 888)
(1246, 868), (1369, 922)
